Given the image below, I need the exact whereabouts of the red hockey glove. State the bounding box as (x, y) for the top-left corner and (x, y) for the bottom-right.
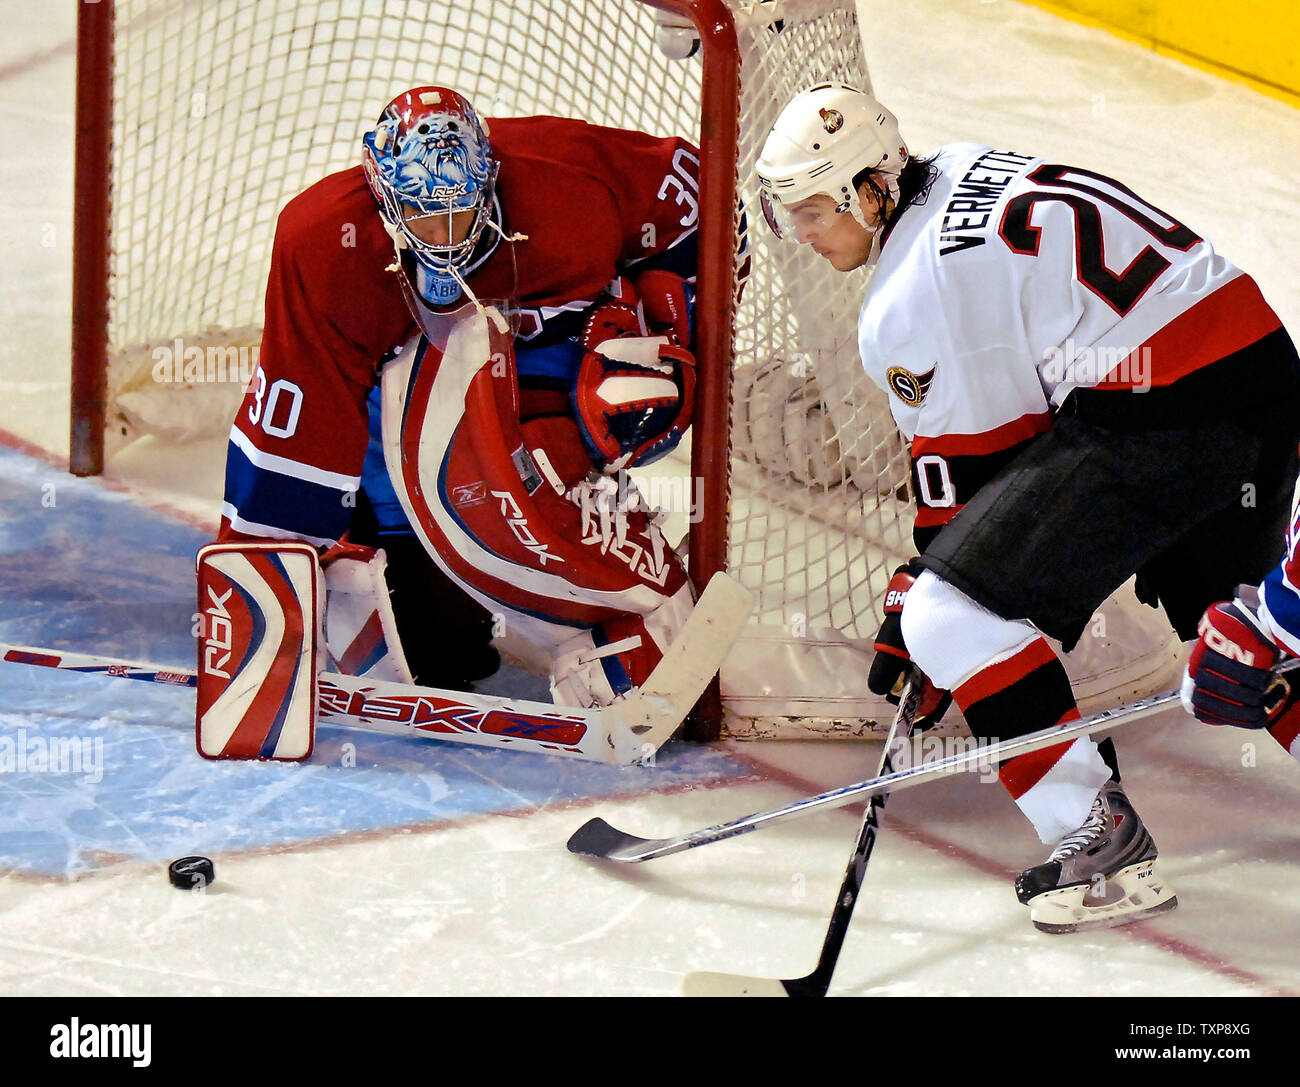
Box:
(1181, 596), (1284, 729)
(572, 300), (695, 472)
(868, 561), (951, 729)
(580, 299), (643, 351)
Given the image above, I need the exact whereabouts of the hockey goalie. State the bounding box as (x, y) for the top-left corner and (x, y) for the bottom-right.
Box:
(205, 87), (705, 752)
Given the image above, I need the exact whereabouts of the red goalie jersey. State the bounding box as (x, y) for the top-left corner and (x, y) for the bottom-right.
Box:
(221, 117), (702, 546)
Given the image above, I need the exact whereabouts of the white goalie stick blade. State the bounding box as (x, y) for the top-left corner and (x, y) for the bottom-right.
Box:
(0, 572), (751, 766)
(600, 572), (753, 759)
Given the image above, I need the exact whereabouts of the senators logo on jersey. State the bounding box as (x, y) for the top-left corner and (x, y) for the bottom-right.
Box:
(886, 364), (936, 407)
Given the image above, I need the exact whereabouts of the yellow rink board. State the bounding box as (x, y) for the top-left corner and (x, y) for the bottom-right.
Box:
(1020, 0), (1300, 104)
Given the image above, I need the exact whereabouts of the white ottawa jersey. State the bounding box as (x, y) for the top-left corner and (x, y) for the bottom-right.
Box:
(858, 143), (1283, 548)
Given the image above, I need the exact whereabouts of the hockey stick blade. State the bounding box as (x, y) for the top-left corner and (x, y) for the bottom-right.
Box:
(597, 572), (753, 762)
(566, 818), (655, 858)
(680, 971), (794, 997)
(569, 661), (1299, 860)
(567, 810), (758, 857)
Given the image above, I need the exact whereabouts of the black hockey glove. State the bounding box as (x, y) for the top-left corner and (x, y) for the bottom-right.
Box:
(1181, 592), (1285, 729)
(868, 562), (917, 699)
(868, 560), (952, 730)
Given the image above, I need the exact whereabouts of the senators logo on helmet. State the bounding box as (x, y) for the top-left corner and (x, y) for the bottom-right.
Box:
(819, 107), (844, 133)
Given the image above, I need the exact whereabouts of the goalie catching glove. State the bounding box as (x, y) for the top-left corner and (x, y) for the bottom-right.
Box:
(572, 291), (695, 473)
(868, 560), (952, 729)
(1182, 591), (1292, 729)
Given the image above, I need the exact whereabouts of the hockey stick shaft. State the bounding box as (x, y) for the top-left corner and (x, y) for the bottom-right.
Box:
(683, 674), (922, 997)
(791, 674), (920, 995)
(0, 571), (752, 767)
(0, 641), (611, 759)
(0, 646), (198, 687)
(323, 570), (750, 764)
(681, 659), (1300, 997)
(570, 661), (1293, 859)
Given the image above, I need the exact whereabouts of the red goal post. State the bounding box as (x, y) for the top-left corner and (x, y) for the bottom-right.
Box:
(71, 0), (113, 479)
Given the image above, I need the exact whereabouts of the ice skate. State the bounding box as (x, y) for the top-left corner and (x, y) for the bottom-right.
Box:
(1015, 780), (1178, 934)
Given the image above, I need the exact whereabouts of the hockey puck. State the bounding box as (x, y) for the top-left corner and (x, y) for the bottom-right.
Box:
(167, 856), (214, 891)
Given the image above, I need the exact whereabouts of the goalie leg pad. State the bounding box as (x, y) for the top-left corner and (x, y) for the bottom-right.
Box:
(196, 542), (320, 761)
(380, 319), (689, 629)
(320, 542), (415, 685)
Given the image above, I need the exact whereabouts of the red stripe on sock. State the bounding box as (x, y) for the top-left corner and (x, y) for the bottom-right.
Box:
(954, 638), (1058, 710)
(997, 707), (1083, 799)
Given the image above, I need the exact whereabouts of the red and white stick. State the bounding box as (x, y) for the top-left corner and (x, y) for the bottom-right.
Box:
(0, 571), (752, 766)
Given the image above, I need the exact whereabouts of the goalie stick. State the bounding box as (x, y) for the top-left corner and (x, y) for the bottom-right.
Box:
(682, 672), (923, 997)
(0, 571), (752, 767)
(568, 657), (1300, 857)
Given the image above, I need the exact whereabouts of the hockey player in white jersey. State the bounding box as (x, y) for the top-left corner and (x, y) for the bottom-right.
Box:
(756, 83), (1300, 933)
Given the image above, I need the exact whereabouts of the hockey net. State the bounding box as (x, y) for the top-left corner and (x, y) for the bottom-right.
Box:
(72, 0), (1183, 738)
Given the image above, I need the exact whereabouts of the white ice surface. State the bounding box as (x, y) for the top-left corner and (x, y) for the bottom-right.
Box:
(0, 0), (1298, 997)
(0, 719), (1295, 997)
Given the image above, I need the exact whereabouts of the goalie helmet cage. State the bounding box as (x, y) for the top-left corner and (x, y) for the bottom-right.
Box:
(69, 0), (1182, 741)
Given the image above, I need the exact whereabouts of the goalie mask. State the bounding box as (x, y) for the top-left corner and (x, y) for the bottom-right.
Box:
(363, 87), (502, 306)
(755, 83), (908, 249)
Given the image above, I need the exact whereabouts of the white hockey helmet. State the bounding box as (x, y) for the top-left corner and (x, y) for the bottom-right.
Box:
(755, 82), (908, 241)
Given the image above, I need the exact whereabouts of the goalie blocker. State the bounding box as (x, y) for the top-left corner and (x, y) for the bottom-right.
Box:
(196, 541), (320, 761)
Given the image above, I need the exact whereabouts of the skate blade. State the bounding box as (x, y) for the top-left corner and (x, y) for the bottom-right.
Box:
(1026, 859), (1178, 935)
